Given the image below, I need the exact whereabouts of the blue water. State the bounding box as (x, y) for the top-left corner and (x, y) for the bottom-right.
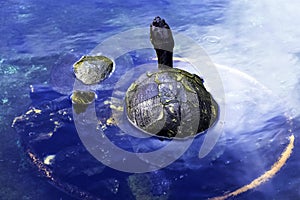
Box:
(1, 0), (300, 199)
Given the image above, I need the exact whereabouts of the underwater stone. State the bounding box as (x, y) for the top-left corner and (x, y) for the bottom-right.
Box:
(71, 90), (96, 114)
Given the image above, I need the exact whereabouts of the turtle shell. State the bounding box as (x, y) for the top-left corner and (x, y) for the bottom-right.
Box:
(125, 68), (218, 138)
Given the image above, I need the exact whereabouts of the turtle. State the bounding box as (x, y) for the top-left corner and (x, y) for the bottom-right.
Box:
(125, 16), (218, 138)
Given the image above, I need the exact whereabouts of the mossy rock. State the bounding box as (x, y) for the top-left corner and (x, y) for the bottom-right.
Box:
(73, 55), (113, 85)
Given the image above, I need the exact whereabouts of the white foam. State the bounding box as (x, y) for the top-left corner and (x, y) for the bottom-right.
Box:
(184, 0), (300, 115)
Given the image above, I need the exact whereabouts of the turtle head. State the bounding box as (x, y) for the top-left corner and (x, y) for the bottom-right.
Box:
(150, 16), (174, 68)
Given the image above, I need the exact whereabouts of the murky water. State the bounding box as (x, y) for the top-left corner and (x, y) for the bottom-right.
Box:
(1, 0), (300, 199)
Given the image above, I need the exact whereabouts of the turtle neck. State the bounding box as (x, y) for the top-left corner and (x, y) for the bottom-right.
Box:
(150, 16), (174, 69)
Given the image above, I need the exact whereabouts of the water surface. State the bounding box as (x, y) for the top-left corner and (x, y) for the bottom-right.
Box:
(1, 0), (300, 199)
